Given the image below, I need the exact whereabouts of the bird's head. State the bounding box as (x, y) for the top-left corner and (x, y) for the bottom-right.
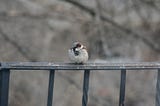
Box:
(72, 42), (83, 51)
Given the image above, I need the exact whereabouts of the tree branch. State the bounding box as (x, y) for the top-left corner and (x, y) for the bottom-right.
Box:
(0, 11), (49, 20)
(139, 0), (160, 12)
(62, 0), (95, 16)
(0, 28), (37, 61)
(62, 0), (160, 52)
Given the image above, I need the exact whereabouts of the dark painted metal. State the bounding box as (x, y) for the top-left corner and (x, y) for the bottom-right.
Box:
(82, 70), (90, 106)
(47, 70), (55, 106)
(119, 69), (126, 106)
(0, 62), (160, 106)
(1, 62), (160, 70)
(156, 69), (160, 106)
(0, 69), (10, 106)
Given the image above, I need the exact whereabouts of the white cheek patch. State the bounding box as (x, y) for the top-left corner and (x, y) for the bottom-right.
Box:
(75, 48), (79, 51)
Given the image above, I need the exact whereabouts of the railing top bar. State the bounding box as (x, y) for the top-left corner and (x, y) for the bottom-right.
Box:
(0, 62), (160, 70)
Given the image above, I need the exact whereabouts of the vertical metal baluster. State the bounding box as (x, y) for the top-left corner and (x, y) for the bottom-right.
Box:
(82, 69), (90, 106)
(156, 69), (160, 106)
(119, 69), (126, 106)
(0, 69), (10, 106)
(47, 70), (55, 106)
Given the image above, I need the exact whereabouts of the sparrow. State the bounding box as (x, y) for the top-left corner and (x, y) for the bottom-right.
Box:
(68, 42), (88, 64)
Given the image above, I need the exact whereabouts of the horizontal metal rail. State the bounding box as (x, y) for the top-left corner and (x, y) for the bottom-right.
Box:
(0, 62), (160, 70)
(0, 62), (160, 106)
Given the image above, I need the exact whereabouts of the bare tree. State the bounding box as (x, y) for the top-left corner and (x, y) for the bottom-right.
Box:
(62, 0), (160, 53)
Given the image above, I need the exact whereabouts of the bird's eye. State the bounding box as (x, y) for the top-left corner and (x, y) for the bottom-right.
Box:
(76, 43), (81, 48)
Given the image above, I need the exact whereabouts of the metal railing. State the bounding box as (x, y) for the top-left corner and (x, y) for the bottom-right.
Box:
(0, 62), (160, 106)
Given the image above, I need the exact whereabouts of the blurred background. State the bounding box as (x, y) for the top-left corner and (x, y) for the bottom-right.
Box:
(0, 0), (160, 106)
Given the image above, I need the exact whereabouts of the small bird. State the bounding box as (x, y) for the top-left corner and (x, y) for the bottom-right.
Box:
(68, 42), (88, 64)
